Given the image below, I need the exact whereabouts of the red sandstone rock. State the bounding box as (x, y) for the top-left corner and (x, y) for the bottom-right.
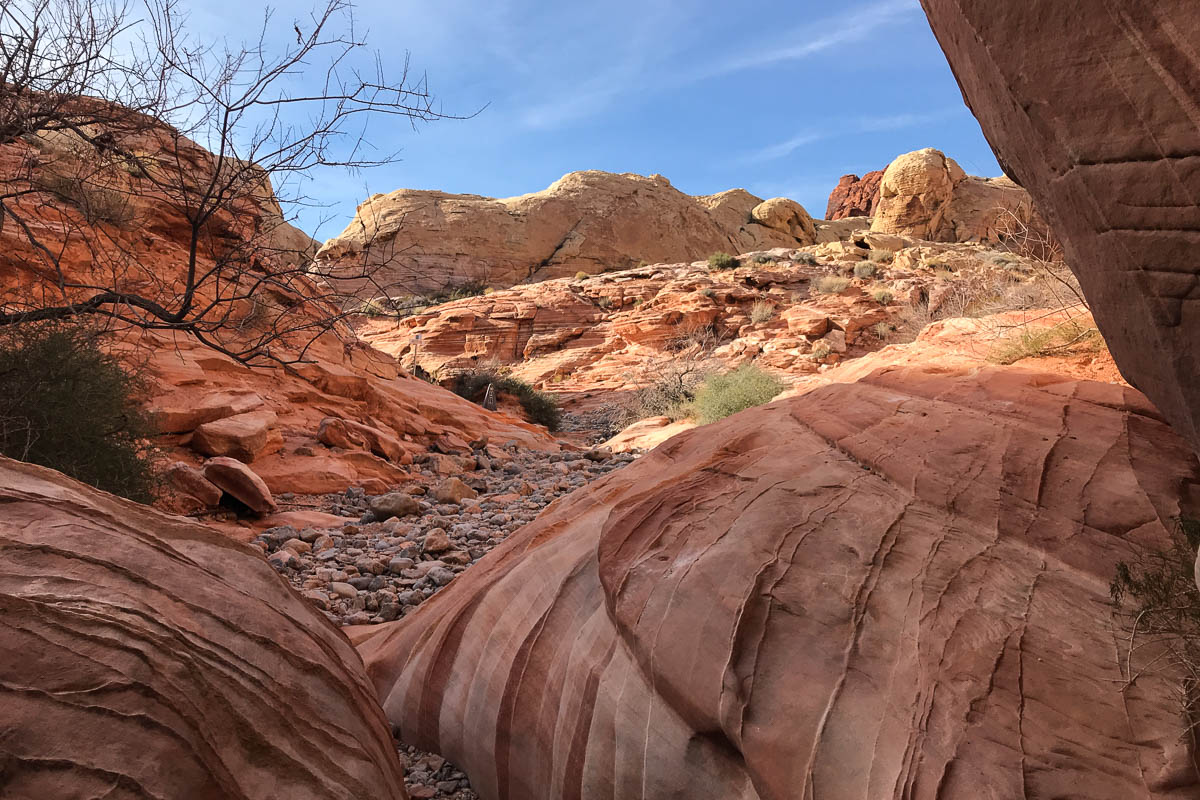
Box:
(163, 460), (223, 507)
(353, 365), (1199, 799)
(825, 170), (883, 220)
(190, 409), (279, 462)
(0, 105), (562, 505)
(0, 457), (407, 799)
(318, 416), (369, 450)
(918, 0), (1200, 456)
(147, 390), (266, 434)
(203, 456), (277, 515)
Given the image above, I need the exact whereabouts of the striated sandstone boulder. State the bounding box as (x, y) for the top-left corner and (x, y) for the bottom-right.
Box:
(353, 365), (1200, 799)
(825, 170), (883, 219)
(918, 0), (1200, 457)
(203, 456), (277, 515)
(316, 171), (816, 295)
(0, 457), (406, 799)
(163, 460), (223, 509)
(871, 147), (1045, 243)
(749, 197), (816, 243)
(190, 409), (280, 462)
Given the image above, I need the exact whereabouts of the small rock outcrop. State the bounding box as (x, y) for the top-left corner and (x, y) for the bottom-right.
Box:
(825, 170), (883, 219)
(919, 0), (1200, 458)
(316, 171), (817, 295)
(352, 365), (1199, 799)
(0, 457), (407, 799)
(871, 147), (1045, 243)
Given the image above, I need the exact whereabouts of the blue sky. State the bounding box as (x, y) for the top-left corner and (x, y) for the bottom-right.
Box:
(188, 0), (1003, 239)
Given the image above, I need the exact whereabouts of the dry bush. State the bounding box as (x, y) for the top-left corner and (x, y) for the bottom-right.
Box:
(750, 300), (775, 324)
(988, 319), (1101, 364)
(35, 163), (133, 227)
(617, 325), (722, 424)
(854, 262), (878, 279)
(1111, 516), (1200, 741)
(814, 276), (850, 295)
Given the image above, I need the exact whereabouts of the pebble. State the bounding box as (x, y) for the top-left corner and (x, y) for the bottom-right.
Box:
(260, 431), (638, 800)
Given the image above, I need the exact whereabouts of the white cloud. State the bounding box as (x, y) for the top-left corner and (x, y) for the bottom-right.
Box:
(691, 0), (921, 81)
(511, 0), (924, 130)
(734, 106), (965, 164)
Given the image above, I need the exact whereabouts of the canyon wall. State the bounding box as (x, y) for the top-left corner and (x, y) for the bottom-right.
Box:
(919, 0), (1200, 454)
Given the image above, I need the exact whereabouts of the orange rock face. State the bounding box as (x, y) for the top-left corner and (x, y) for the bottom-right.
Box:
(316, 171), (818, 295)
(353, 364), (1199, 799)
(0, 457), (407, 799)
(825, 170), (883, 220)
(359, 234), (1072, 420)
(0, 103), (562, 510)
(140, 329), (558, 507)
(919, 0), (1200, 458)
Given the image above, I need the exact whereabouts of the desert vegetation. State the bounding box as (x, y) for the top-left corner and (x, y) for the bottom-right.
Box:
(988, 319), (1101, 364)
(815, 275), (851, 294)
(0, 322), (156, 501)
(707, 252), (739, 271)
(0, 0), (454, 366)
(1111, 516), (1200, 735)
(450, 366), (561, 431)
(691, 364), (785, 424)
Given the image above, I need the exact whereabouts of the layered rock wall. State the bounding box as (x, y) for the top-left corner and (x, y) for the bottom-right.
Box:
(0, 457), (408, 799)
(918, 0), (1200, 456)
(316, 171), (818, 295)
(354, 366), (1200, 799)
(825, 170), (883, 219)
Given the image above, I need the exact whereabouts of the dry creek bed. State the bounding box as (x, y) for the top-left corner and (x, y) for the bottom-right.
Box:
(259, 432), (635, 799)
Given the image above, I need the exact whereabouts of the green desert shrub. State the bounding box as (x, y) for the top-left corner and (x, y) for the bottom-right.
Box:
(795, 252), (819, 266)
(815, 275), (851, 294)
(451, 367), (561, 431)
(707, 252), (740, 271)
(0, 323), (156, 502)
(868, 249), (894, 264)
(691, 364), (784, 424)
(854, 262), (878, 279)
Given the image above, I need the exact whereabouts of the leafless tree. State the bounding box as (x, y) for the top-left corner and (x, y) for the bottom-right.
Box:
(0, 0), (455, 365)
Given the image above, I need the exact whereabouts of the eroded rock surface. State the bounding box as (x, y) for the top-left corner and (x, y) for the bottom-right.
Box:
(919, 0), (1200, 456)
(871, 147), (1045, 243)
(353, 366), (1200, 799)
(0, 457), (407, 800)
(316, 171), (817, 295)
(825, 170), (883, 219)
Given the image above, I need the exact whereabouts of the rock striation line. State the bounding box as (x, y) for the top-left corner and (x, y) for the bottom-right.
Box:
(354, 365), (1200, 799)
(0, 457), (408, 800)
